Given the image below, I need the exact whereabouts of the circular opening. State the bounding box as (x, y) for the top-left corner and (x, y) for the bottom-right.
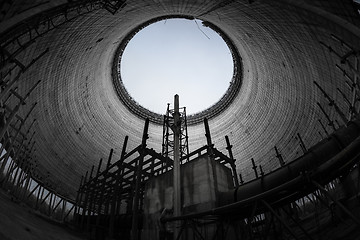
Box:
(113, 16), (242, 125)
(120, 18), (233, 115)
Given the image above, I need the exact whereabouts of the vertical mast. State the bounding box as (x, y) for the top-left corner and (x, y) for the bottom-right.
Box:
(173, 94), (181, 221)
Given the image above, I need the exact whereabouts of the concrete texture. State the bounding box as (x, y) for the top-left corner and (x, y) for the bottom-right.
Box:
(0, 0), (359, 200)
(142, 154), (233, 239)
(143, 154), (233, 214)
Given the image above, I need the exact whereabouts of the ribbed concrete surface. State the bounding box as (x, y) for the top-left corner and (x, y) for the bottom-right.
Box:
(3, 0), (360, 198)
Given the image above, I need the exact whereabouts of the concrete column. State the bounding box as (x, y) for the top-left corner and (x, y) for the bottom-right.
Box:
(173, 94), (181, 240)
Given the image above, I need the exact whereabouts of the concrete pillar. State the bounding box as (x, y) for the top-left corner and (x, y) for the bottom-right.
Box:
(173, 94), (181, 240)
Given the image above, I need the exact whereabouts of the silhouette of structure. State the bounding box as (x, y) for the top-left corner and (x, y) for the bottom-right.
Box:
(0, 0), (360, 239)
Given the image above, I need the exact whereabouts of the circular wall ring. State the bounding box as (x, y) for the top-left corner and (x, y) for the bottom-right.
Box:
(112, 15), (243, 125)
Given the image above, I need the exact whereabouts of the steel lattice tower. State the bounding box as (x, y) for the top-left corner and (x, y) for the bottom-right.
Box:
(161, 100), (190, 169)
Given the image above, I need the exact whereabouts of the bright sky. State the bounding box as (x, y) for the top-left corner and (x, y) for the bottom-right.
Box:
(120, 18), (234, 115)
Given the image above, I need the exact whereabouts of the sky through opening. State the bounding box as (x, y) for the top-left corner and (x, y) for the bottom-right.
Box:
(120, 18), (234, 115)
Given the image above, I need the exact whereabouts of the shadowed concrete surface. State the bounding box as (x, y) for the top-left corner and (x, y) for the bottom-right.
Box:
(0, 189), (85, 240)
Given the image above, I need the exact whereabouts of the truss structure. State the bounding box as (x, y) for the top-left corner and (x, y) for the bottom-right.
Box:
(162, 103), (190, 166)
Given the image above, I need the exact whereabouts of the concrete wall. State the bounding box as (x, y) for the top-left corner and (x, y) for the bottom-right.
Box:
(142, 154), (233, 239)
(1, 0), (360, 199)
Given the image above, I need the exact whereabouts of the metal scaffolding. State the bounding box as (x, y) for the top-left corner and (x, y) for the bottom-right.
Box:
(74, 117), (239, 239)
(162, 97), (190, 165)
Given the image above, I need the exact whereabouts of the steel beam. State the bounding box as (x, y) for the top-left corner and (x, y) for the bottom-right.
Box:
(131, 118), (149, 240)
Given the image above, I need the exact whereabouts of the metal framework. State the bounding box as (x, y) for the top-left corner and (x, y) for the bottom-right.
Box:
(0, 2), (359, 240)
(73, 117), (239, 239)
(0, 0), (128, 226)
(158, 35), (360, 240)
(165, 173), (360, 240)
(319, 35), (360, 124)
(162, 102), (190, 165)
